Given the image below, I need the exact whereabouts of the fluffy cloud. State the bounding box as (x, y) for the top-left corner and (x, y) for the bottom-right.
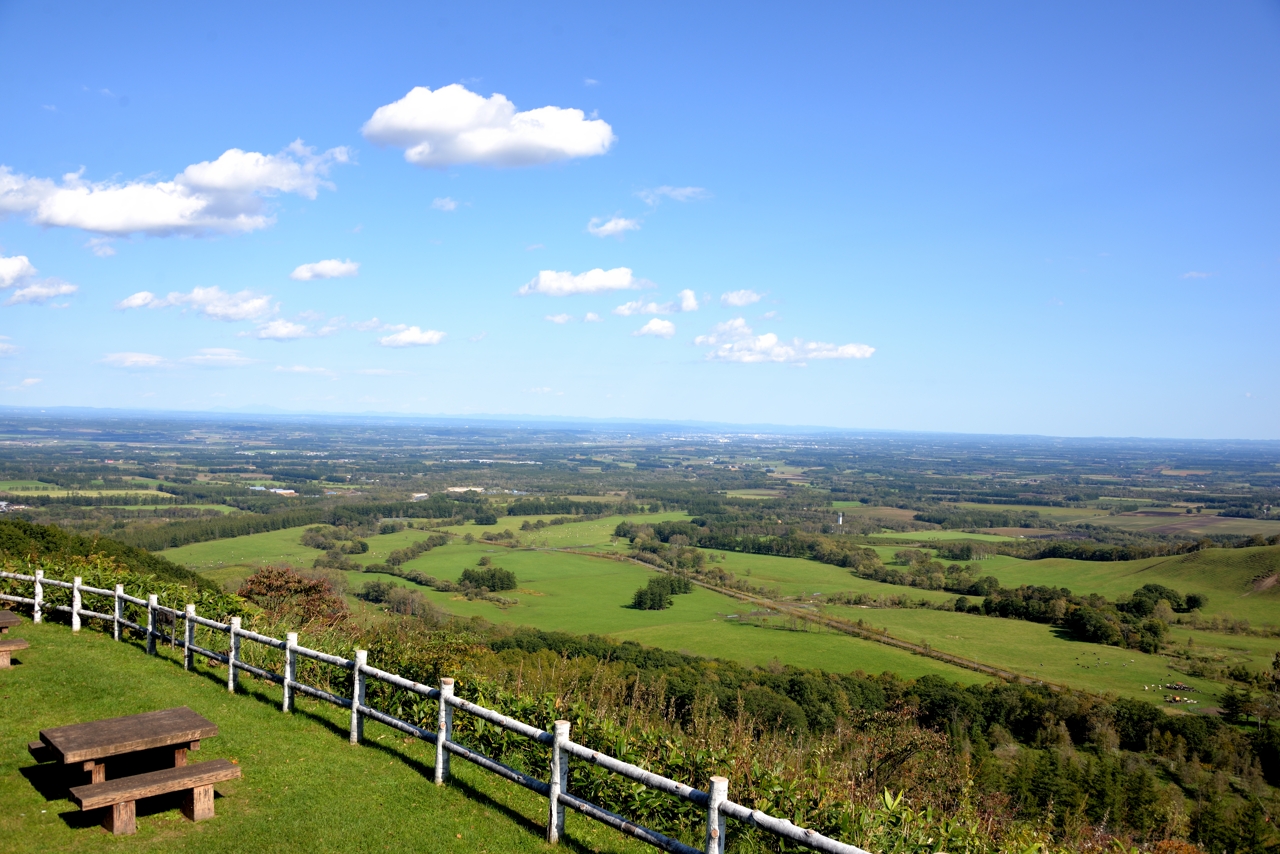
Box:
(379, 326), (445, 347)
(638, 186), (709, 205)
(613, 300), (672, 317)
(0, 342), (17, 356)
(182, 348), (253, 367)
(432, 197), (458, 211)
(101, 352), (166, 368)
(290, 259), (359, 281)
(519, 267), (639, 297)
(0, 140), (349, 236)
(362, 84), (615, 168)
(587, 216), (640, 237)
(545, 313), (572, 324)
(255, 320), (309, 340)
(7, 280), (77, 305)
(583, 312), (602, 322)
(678, 289), (699, 312)
(117, 286), (274, 321)
(0, 253), (37, 287)
(1181, 271), (1214, 279)
(634, 318), (675, 339)
(694, 318), (874, 364)
(720, 289), (762, 307)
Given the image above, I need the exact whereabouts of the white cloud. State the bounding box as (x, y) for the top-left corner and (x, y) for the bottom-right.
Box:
(638, 186), (709, 206)
(545, 313), (572, 324)
(587, 216), (640, 238)
(18, 378), (40, 387)
(0, 342), (17, 356)
(530, 386), (553, 393)
(584, 312), (602, 322)
(0, 253), (37, 287)
(694, 318), (874, 364)
(86, 237), (116, 257)
(519, 267), (639, 297)
(116, 286), (274, 321)
(432, 197), (458, 211)
(0, 140), (349, 237)
(290, 259), (359, 281)
(720, 289), (762, 307)
(613, 299), (672, 317)
(7, 280), (77, 305)
(1181, 271), (1214, 279)
(101, 352), (166, 368)
(351, 317), (385, 332)
(255, 320), (309, 340)
(677, 289), (699, 312)
(634, 318), (675, 339)
(362, 84), (615, 168)
(182, 348), (253, 367)
(379, 326), (446, 347)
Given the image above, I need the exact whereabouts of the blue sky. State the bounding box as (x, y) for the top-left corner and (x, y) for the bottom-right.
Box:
(0, 1), (1277, 439)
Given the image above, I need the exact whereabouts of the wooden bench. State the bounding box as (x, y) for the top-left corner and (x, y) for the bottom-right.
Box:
(0, 609), (20, 633)
(0, 637), (29, 668)
(69, 758), (241, 835)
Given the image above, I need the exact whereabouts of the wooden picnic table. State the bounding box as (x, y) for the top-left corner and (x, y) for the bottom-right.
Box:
(0, 609), (20, 633)
(39, 707), (218, 784)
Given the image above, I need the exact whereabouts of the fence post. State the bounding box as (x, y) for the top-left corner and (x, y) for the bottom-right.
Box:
(283, 632), (298, 712)
(547, 719), (570, 844)
(71, 576), (82, 632)
(146, 595), (157, 654)
(350, 650), (367, 744)
(183, 604), (195, 671)
(113, 585), (123, 641)
(705, 776), (728, 854)
(33, 569), (43, 624)
(435, 677), (454, 785)
(228, 617), (241, 693)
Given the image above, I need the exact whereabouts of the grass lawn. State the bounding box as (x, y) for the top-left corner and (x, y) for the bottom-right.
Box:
(0, 619), (660, 854)
(690, 550), (957, 605)
(823, 605), (1223, 705)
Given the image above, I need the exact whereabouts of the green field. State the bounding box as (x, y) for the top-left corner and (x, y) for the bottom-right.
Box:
(969, 545), (1280, 627)
(168, 516), (1280, 696)
(350, 543), (983, 681)
(1, 620), (650, 853)
(824, 604), (1223, 704)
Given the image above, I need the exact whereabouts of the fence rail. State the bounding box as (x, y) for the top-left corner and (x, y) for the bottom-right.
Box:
(0, 570), (872, 854)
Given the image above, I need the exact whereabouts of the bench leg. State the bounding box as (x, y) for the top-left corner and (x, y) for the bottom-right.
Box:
(103, 801), (136, 835)
(0, 649), (9, 668)
(182, 784), (215, 821)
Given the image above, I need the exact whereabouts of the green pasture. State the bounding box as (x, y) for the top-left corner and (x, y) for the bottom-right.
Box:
(0, 620), (651, 854)
(694, 549), (956, 605)
(822, 604), (1221, 704)
(952, 503), (1114, 525)
(345, 544), (981, 681)
(435, 512), (690, 550)
(970, 546), (1280, 627)
(162, 527), (321, 572)
(1163, 626), (1280, 675)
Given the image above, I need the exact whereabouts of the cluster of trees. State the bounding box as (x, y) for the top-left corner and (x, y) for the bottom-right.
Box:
(459, 558), (517, 591)
(506, 497), (613, 516)
(301, 526), (369, 554)
(629, 574), (692, 610)
(238, 565), (347, 625)
(913, 507), (1047, 529)
(615, 519), (882, 573)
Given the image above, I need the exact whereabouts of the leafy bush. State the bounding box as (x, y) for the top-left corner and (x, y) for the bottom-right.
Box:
(459, 566), (517, 591)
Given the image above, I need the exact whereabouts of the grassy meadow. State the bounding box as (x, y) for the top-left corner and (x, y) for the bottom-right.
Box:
(161, 512), (1279, 697)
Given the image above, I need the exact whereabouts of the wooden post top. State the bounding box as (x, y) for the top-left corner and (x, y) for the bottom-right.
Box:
(40, 706), (218, 765)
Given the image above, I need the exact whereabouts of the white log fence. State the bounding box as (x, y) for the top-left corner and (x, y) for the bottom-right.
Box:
(0, 570), (870, 854)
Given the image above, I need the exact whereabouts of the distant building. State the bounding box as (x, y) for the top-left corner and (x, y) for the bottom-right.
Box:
(411, 493), (431, 501)
(447, 486), (484, 493)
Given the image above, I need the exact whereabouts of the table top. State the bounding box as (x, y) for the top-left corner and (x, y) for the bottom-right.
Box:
(40, 707), (218, 764)
(0, 611), (20, 628)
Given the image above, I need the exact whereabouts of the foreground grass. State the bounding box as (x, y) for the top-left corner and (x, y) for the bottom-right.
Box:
(0, 620), (651, 854)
